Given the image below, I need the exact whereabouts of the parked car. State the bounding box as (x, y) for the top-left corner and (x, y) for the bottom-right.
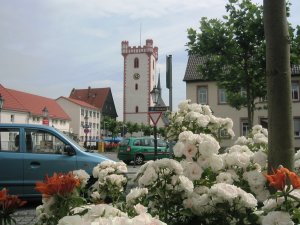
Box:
(0, 124), (112, 198)
(117, 136), (170, 165)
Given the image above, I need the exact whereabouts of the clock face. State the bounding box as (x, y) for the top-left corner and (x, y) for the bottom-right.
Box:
(133, 73), (140, 80)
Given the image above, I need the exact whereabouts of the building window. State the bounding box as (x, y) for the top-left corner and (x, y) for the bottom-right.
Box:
(292, 81), (299, 101)
(241, 119), (249, 136)
(93, 112), (96, 118)
(97, 113), (99, 118)
(134, 57), (139, 68)
(218, 88), (227, 104)
(89, 111), (92, 117)
(197, 86), (208, 105)
(10, 115), (15, 123)
(135, 106), (139, 113)
(260, 118), (268, 129)
(135, 83), (138, 90)
(294, 118), (300, 137)
(81, 109), (84, 116)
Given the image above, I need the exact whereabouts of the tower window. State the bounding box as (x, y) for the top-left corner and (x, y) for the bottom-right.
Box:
(135, 83), (138, 90)
(134, 58), (139, 68)
(135, 106), (139, 113)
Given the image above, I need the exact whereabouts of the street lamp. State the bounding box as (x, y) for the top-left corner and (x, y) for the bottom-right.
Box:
(0, 94), (4, 123)
(84, 113), (89, 148)
(150, 85), (159, 106)
(42, 106), (49, 126)
(150, 85), (160, 160)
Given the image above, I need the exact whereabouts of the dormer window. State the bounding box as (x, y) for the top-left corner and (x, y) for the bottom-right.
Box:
(134, 57), (139, 68)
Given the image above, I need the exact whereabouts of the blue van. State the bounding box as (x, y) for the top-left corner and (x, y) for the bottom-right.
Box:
(0, 124), (112, 198)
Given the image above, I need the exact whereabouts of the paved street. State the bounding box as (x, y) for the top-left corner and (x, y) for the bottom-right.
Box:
(12, 151), (140, 225)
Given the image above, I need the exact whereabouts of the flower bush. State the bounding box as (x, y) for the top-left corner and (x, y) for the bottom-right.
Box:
(35, 172), (86, 225)
(34, 100), (300, 225)
(133, 158), (194, 224)
(90, 161), (128, 204)
(0, 188), (26, 225)
(57, 203), (166, 225)
(166, 99), (234, 142)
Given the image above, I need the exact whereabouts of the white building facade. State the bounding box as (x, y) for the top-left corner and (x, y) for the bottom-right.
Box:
(56, 97), (101, 146)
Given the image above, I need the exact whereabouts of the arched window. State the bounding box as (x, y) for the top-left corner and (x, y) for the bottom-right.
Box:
(135, 106), (139, 113)
(134, 58), (139, 68)
(135, 83), (138, 90)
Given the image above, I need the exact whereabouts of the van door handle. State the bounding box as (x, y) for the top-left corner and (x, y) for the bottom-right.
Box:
(30, 161), (40, 168)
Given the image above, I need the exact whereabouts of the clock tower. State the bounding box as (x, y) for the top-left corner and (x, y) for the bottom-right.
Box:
(121, 39), (158, 124)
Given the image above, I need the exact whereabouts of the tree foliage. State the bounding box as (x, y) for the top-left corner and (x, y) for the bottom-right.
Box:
(187, 0), (266, 128)
(187, 0), (300, 128)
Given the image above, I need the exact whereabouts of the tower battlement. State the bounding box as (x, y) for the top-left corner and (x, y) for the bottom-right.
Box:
(121, 39), (158, 60)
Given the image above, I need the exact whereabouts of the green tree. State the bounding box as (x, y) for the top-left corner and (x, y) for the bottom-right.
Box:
(187, 0), (266, 128)
(264, 0), (294, 171)
(140, 123), (152, 136)
(125, 122), (140, 136)
(102, 117), (120, 138)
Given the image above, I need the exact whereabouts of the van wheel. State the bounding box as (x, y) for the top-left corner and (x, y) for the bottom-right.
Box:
(134, 155), (144, 165)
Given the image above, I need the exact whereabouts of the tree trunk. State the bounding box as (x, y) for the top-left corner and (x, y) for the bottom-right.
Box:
(264, 0), (294, 171)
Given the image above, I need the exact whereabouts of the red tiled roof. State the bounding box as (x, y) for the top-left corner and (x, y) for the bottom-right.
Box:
(0, 84), (70, 120)
(57, 96), (99, 110)
(69, 87), (110, 109)
(0, 84), (27, 112)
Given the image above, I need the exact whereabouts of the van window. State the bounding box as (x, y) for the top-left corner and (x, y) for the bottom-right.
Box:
(0, 128), (20, 152)
(133, 140), (141, 146)
(25, 129), (67, 154)
(142, 139), (151, 146)
(119, 139), (130, 146)
(158, 139), (167, 147)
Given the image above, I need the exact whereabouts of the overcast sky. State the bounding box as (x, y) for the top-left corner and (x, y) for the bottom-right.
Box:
(1, 0), (299, 120)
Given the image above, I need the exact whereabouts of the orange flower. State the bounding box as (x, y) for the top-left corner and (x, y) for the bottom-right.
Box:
(265, 168), (287, 190)
(0, 188), (26, 215)
(35, 172), (81, 197)
(0, 188), (8, 201)
(2, 195), (27, 214)
(288, 172), (300, 189)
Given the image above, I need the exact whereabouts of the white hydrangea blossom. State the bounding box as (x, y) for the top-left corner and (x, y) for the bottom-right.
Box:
(261, 211), (294, 225)
(72, 169), (90, 188)
(225, 151), (251, 169)
(93, 161), (128, 179)
(106, 174), (127, 188)
(126, 187), (148, 206)
(243, 170), (266, 187)
(178, 175), (194, 193)
(183, 192), (212, 215)
(166, 100), (235, 141)
(180, 160), (203, 181)
(252, 150), (268, 168)
(295, 150), (300, 173)
(206, 154), (224, 172)
(197, 133), (220, 157)
(209, 183), (257, 209)
(58, 204), (167, 225)
(216, 172), (234, 184)
(133, 203), (147, 215)
(138, 166), (158, 187)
